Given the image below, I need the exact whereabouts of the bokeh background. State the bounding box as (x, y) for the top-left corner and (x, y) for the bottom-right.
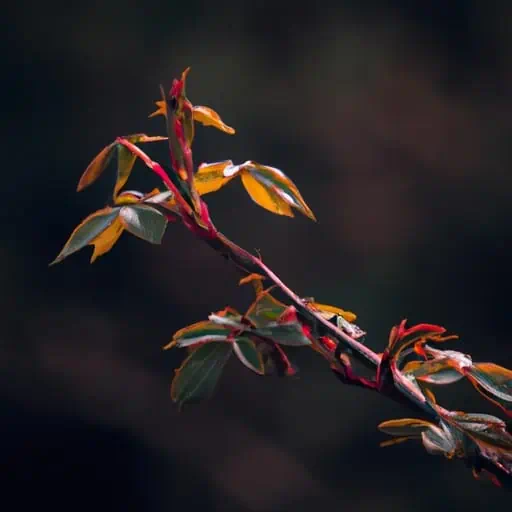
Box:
(4, 1), (512, 510)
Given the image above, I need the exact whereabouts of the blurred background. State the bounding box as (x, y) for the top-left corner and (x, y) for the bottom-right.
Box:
(4, 1), (512, 510)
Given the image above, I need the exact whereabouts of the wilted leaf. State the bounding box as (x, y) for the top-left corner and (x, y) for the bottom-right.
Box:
(194, 160), (235, 195)
(50, 207), (122, 265)
(171, 342), (233, 408)
(193, 105), (235, 134)
(119, 205), (167, 244)
(252, 322), (312, 346)
(233, 336), (265, 375)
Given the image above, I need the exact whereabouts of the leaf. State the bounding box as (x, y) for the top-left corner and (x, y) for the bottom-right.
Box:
(114, 145), (138, 198)
(307, 302), (357, 323)
(193, 105), (235, 134)
(208, 313), (246, 330)
(246, 162), (316, 221)
(466, 363), (512, 416)
(50, 207), (122, 265)
(245, 289), (288, 327)
(241, 171), (293, 217)
(149, 100), (166, 118)
(194, 161), (235, 195)
(403, 359), (465, 385)
(77, 143), (115, 192)
(89, 216), (124, 263)
(421, 422), (458, 456)
(233, 336), (265, 375)
(143, 190), (174, 204)
(171, 342), (233, 409)
(252, 322), (312, 346)
(378, 418), (436, 438)
(166, 320), (234, 349)
(77, 134), (167, 193)
(119, 205), (167, 244)
(115, 190), (145, 205)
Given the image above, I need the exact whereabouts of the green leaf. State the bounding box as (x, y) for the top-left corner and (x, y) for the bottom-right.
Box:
(252, 322), (311, 346)
(233, 336), (265, 375)
(245, 289), (288, 327)
(171, 342), (233, 408)
(119, 205), (167, 244)
(50, 207), (121, 265)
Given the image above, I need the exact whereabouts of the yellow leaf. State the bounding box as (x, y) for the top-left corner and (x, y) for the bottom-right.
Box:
(77, 143), (115, 192)
(115, 191), (144, 205)
(90, 216), (124, 263)
(241, 172), (293, 217)
(307, 302), (357, 323)
(194, 160), (236, 195)
(246, 162), (316, 221)
(193, 105), (235, 135)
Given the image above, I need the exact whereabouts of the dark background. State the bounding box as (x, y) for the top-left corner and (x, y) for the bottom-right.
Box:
(4, 1), (512, 510)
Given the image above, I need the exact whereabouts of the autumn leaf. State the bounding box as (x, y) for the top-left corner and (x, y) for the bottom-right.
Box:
(193, 105), (235, 135)
(306, 302), (357, 323)
(192, 159), (316, 220)
(76, 134), (167, 194)
(194, 160), (235, 195)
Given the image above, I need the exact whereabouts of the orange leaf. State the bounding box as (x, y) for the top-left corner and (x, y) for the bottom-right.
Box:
(193, 105), (235, 135)
(77, 143), (115, 192)
(90, 216), (124, 263)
